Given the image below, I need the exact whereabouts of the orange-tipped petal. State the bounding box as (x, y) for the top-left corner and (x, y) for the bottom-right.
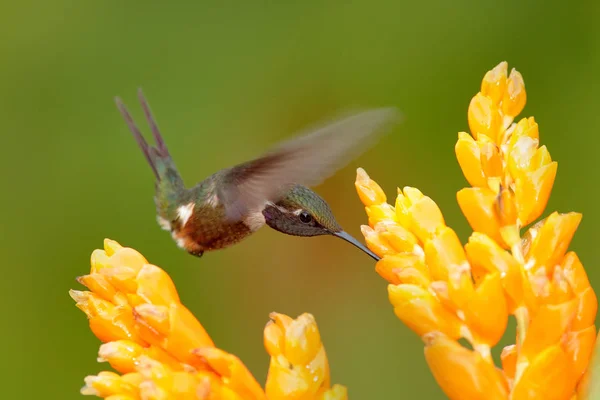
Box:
(424, 227), (467, 283)
(135, 264), (180, 306)
(502, 68), (526, 117)
(468, 93), (503, 143)
(501, 344), (517, 380)
(388, 284), (462, 339)
(360, 225), (394, 257)
(424, 332), (508, 400)
(481, 61), (508, 105)
(193, 347), (267, 400)
(457, 187), (504, 247)
(376, 254), (429, 286)
(512, 345), (575, 400)
(520, 299), (578, 361)
(565, 325), (596, 382)
(463, 272), (508, 346)
(525, 212), (582, 274)
(515, 162), (558, 226)
(455, 132), (486, 187)
(355, 168), (387, 206)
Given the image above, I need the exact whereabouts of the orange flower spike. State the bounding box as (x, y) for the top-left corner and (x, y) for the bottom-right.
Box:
(512, 345), (575, 400)
(134, 302), (214, 365)
(502, 68), (527, 118)
(525, 212), (582, 275)
(388, 284), (462, 339)
(468, 92), (503, 143)
(481, 61), (508, 105)
(455, 132), (486, 187)
(81, 371), (140, 398)
(355, 167), (387, 206)
(193, 347), (267, 400)
(423, 332), (509, 400)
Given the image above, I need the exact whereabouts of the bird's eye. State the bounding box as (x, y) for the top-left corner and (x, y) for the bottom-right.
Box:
(299, 211), (312, 223)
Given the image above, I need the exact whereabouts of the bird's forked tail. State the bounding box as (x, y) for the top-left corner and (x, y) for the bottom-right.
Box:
(115, 89), (185, 224)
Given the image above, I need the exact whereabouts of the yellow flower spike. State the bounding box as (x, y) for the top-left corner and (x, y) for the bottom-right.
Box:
(355, 167), (387, 206)
(380, 223), (420, 253)
(455, 132), (487, 187)
(468, 92), (503, 143)
(501, 344), (517, 380)
(424, 226), (467, 283)
(565, 325), (597, 382)
(502, 68), (527, 117)
(360, 225), (394, 257)
(376, 253), (429, 285)
(525, 212), (582, 274)
(463, 272), (508, 347)
(519, 299), (578, 361)
(193, 347), (267, 400)
(515, 162), (558, 226)
(512, 345), (575, 400)
(481, 61), (508, 105)
(81, 371), (140, 398)
(388, 284), (462, 338)
(457, 187), (505, 247)
(423, 332), (509, 400)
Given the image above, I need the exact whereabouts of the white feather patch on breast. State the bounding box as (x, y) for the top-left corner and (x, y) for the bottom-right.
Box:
(156, 216), (172, 231)
(177, 202), (195, 227)
(244, 210), (266, 232)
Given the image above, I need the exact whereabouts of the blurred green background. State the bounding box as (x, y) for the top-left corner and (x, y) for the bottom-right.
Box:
(1, 1), (598, 398)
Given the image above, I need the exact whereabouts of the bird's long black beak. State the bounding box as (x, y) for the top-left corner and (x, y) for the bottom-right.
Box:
(333, 231), (380, 261)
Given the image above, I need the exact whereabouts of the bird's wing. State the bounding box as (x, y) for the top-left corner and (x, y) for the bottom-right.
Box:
(217, 107), (402, 221)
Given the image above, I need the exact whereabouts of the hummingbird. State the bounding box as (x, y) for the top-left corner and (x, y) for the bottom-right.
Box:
(115, 89), (400, 261)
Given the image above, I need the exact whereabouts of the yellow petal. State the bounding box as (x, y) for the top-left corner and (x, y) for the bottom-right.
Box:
(283, 313), (321, 366)
(396, 188), (446, 242)
(481, 61), (508, 105)
(360, 225), (394, 257)
(455, 132), (486, 187)
(136, 264), (180, 306)
(193, 347), (267, 400)
(561, 252), (592, 294)
(380, 223), (419, 253)
(515, 162), (558, 226)
(573, 287), (598, 332)
(423, 332), (508, 400)
(501, 344), (517, 380)
(512, 345), (575, 400)
(480, 141), (503, 179)
(264, 319), (285, 357)
(468, 93), (503, 143)
(564, 325), (597, 382)
(355, 168), (387, 206)
(424, 226), (467, 283)
(366, 203), (397, 226)
(98, 340), (145, 373)
(81, 371), (139, 397)
(525, 212), (582, 274)
(317, 384), (348, 400)
(388, 284), (462, 339)
(463, 272), (508, 346)
(457, 187), (504, 247)
(520, 299), (578, 361)
(375, 253), (429, 286)
(502, 68), (527, 117)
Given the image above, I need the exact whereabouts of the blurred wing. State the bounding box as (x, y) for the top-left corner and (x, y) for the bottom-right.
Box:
(218, 107), (402, 221)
